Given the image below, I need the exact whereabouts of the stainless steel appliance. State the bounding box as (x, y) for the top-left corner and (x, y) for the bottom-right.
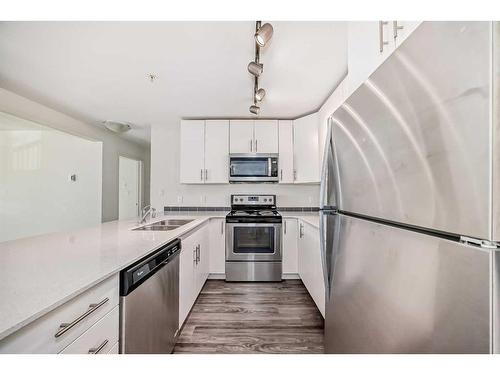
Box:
(119, 238), (180, 353)
(229, 154), (278, 183)
(225, 194), (282, 281)
(320, 21), (500, 354)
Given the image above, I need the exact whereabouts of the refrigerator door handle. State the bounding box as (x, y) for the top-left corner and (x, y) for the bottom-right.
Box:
(319, 118), (333, 209)
(319, 210), (330, 295)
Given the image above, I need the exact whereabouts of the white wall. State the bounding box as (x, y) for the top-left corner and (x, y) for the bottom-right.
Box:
(150, 123), (320, 209)
(0, 112), (103, 242)
(0, 88), (150, 222)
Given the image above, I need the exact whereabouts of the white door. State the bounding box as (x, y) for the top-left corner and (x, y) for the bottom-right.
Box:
(282, 218), (298, 274)
(254, 120), (278, 153)
(180, 120), (205, 184)
(278, 120), (294, 183)
(204, 120), (229, 183)
(230, 120), (254, 153)
(118, 156), (140, 220)
(347, 21), (394, 94)
(209, 218), (226, 275)
(294, 113), (320, 183)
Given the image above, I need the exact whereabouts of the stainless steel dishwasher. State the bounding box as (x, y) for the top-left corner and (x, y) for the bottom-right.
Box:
(119, 238), (180, 354)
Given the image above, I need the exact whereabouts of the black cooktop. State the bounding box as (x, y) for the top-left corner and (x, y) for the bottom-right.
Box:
(226, 209), (282, 223)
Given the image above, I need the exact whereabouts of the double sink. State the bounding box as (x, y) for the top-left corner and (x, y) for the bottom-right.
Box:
(132, 219), (194, 231)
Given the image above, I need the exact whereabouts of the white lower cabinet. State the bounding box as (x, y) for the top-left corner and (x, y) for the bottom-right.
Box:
(209, 218), (226, 276)
(297, 220), (325, 317)
(179, 223), (210, 329)
(60, 305), (119, 354)
(282, 218), (298, 275)
(0, 274), (119, 354)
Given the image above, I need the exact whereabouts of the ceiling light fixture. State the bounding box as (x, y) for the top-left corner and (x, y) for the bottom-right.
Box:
(249, 105), (260, 115)
(255, 88), (266, 101)
(102, 120), (132, 133)
(248, 21), (273, 115)
(247, 61), (263, 77)
(255, 23), (274, 47)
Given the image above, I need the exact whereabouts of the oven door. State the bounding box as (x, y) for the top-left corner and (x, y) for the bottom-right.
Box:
(226, 223), (282, 262)
(229, 154), (278, 183)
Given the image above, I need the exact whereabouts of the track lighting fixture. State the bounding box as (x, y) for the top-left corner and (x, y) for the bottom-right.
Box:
(255, 88), (266, 102)
(248, 21), (273, 115)
(255, 23), (274, 47)
(247, 61), (263, 77)
(249, 105), (260, 115)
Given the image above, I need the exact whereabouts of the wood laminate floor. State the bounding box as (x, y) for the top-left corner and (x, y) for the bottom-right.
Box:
(173, 280), (324, 354)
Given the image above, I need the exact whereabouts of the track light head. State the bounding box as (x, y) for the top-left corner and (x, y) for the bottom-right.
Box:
(249, 105), (260, 115)
(255, 23), (274, 47)
(247, 61), (263, 77)
(255, 88), (266, 102)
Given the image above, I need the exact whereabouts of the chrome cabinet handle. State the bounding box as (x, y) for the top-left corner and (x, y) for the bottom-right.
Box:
(293, 169), (297, 181)
(379, 21), (389, 53)
(55, 298), (109, 338)
(193, 247), (197, 263)
(200, 169), (203, 181)
(221, 220), (224, 235)
(255, 139), (258, 152)
(205, 169), (208, 181)
(284, 220), (287, 235)
(196, 244), (200, 263)
(280, 169), (283, 181)
(393, 21), (403, 39)
(88, 339), (109, 354)
(299, 223), (304, 238)
(250, 139), (253, 152)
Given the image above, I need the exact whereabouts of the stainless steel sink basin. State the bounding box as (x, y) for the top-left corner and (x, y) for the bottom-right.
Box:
(132, 219), (194, 231)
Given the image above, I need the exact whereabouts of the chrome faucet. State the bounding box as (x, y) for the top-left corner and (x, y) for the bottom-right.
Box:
(139, 205), (156, 224)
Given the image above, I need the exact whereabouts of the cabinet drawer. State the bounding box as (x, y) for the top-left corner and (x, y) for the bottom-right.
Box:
(0, 274), (119, 353)
(60, 306), (119, 354)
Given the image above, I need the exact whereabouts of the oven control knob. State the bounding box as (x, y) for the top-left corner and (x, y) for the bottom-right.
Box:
(263, 198), (267, 202)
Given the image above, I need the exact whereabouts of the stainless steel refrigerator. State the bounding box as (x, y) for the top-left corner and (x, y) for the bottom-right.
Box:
(319, 21), (500, 354)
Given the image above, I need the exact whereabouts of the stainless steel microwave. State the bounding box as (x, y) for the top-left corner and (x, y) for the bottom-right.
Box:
(229, 154), (279, 183)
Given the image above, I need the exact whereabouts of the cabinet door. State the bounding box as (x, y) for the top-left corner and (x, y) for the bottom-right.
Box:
(230, 120), (254, 153)
(205, 120), (229, 183)
(282, 218), (298, 274)
(393, 21), (422, 47)
(347, 21), (394, 95)
(254, 120), (278, 153)
(179, 232), (197, 328)
(294, 113), (320, 183)
(180, 120), (205, 184)
(278, 120), (294, 183)
(194, 224), (210, 296)
(209, 218), (226, 275)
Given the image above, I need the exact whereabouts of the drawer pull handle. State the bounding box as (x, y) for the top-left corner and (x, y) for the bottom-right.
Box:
(88, 339), (109, 354)
(55, 297), (109, 338)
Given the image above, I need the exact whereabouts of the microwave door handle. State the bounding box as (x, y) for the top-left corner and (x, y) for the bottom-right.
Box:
(268, 158), (271, 177)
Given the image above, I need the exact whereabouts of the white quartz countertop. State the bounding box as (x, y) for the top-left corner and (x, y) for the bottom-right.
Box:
(0, 210), (318, 340)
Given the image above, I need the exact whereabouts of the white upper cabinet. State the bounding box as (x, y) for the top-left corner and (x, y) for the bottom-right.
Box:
(278, 120), (294, 184)
(392, 21), (422, 47)
(180, 120), (229, 184)
(293, 113), (320, 184)
(180, 120), (205, 184)
(347, 21), (421, 96)
(254, 120), (278, 154)
(230, 120), (254, 153)
(204, 120), (229, 183)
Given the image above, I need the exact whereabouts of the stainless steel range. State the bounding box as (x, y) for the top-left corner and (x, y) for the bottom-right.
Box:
(225, 194), (282, 282)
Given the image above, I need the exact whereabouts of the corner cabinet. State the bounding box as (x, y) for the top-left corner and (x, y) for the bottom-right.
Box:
(293, 113), (320, 183)
(297, 220), (325, 317)
(180, 120), (229, 184)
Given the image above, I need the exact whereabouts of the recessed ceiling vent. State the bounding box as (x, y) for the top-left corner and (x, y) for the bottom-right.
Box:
(102, 120), (132, 133)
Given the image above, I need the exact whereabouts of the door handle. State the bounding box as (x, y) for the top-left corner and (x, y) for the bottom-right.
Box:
(221, 220), (224, 235)
(55, 298), (109, 338)
(250, 139), (253, 152)
(379, 21), (389, 53)
(299, 223), (304, 238)
(393, 21), (404, 39)
(293, 169), (297, 181)
(255, 139), (258, 152)
(205, 169), (208, 181)
(200, 169), (203, 181)
(196, 244), (200, 263)
(284, 220), (287, 234)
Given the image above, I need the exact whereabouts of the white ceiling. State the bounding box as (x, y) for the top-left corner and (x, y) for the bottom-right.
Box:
(0, 21), (347, 145)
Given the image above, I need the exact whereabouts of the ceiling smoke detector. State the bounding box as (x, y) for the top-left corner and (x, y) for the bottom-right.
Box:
(102, 120), (132, 133)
